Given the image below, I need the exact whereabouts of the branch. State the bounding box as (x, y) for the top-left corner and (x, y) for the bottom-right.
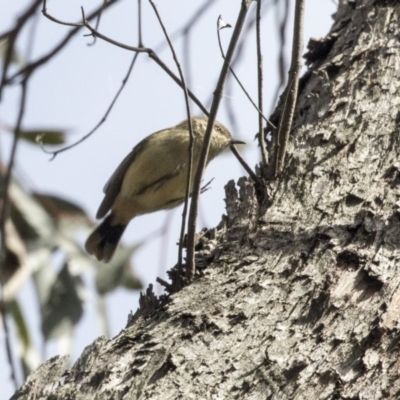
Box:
(229, 144), (262, 186)
(5, 0), (121, 85)
(0, 79), (28, 391)
(186, 0), (253, 278)
(87, 0), (107, 46)
(78, 7), (208, 115)
(40, 0), (147, 159)
(216, 16), (276, 131)
(41, 52), (140, 159)
(146, 1), (194, 276)
(270, 0), (290, 110)
(0, 0), (42, 99)
(256, 0), (268, 168)
(216, 17), (267, 188)
(38, 2), (208, 157)
(273, 0), (304, 177)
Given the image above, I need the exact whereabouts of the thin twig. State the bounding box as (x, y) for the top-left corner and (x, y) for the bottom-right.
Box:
(79, 7), (208, 115)
(25, 5), (40, 62)
(147, 0), (194, 275)
(273, 0), (304, 176)
(217, 17), (265, 188)
(41, 52), (140, 159)
(217, 16), (276, 131)
(6, 0), (121, 85)
(230, 144), (263, 187)
(39, 3), (207, 157)
(186, 0), (253, 278)
(0, 78), (28, 391)
(40, 0), (143, 158)
(153, 0), (214, 54)
(138, 0), (143, 47)
(42, 0), (82, 27)
(256, 0), (268, 168)
(271, 0), (289, 109)
(157, 211), (174, 296)
(87, 0), (107, 46)
(0, 0), (42, 99)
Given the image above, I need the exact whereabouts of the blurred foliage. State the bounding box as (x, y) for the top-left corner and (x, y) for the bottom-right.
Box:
(0, 37), (24, 66)
(0, 166), (143, 380)
(0, 0), (147, 387)
(18, 129), (67, 146)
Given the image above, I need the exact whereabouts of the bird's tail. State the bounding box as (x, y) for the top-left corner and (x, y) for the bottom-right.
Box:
(85, 214), (127, 263)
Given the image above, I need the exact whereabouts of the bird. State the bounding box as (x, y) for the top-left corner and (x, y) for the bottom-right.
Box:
(85, 116), (244, 262)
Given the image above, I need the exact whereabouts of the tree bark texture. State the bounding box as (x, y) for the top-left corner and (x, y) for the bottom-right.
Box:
(11, 0), (400, 399)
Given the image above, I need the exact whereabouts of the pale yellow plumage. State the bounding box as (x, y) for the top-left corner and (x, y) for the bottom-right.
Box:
(85, 117), (243, 262)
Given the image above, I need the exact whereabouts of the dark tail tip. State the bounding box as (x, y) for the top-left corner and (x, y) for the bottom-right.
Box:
(85, 215), (127, 263)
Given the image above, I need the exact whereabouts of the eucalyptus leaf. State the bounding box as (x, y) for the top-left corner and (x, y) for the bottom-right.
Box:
(0, 38), (24, 65)
(41, 263), (84, 340)
(16, 129), (67, 146)
(9, 300), (40, 379)
(95, 244), (142, 295)
(33, 192), (90, 222)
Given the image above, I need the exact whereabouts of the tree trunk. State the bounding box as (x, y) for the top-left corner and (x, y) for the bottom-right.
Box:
(11, 0), (400, 399)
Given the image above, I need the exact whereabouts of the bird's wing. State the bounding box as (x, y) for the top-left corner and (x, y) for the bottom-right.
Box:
(96, 139), (148, 219)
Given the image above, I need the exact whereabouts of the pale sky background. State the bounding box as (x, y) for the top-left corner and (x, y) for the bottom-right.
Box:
(1, 0), (336, 398)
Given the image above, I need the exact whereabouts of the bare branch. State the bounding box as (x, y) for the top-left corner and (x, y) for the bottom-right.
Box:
(147, 0), (194, 277)
(138, 0), (143, 47)
(273, 0), (304, 177)
(270, 0), (290, 110)
(37, 2), (208, 157)
(230, 144), (263, 187)
(186, 0), (253, 278)
(0, 78), (28, 391)
(87, 0), (107, 46)
(216, 16), (267, 189)
(152, 0), (215, 54)
(42, 0), (82, 27)
(216, 16), (276, 131)
(39, 0), (146, 158)
(256, 0), (268, 169)
(6, 0), (122, 85)
(78, 7), (208, 114)
(0, 0), (42, 99)
(40, 52), (140, 159)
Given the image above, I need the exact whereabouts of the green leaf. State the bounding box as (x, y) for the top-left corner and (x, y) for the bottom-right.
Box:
(17, 129), (67, 146)
(7, 176), (55, 242)
(95, 244), (143, 295)
(41, 262), (85, 340)
(33, 192), (90, 222)
(9, 299), (40, 379)
(0, 38), (24, 65)
(9, 300), (31, 351)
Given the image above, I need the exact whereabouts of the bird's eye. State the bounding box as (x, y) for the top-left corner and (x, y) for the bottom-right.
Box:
(215, 125), (221, 131)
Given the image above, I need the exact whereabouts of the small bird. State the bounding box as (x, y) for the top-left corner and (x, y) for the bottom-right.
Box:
(85, 116), (244, 262)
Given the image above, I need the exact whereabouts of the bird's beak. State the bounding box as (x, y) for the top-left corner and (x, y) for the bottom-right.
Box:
(231, 138), (246, 145)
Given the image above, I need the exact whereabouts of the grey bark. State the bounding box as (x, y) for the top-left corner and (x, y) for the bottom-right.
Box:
(11, 0), (400, 399)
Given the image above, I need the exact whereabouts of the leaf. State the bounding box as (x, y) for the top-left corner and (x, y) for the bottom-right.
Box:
(9, 300), (41, 379)
(95, 244), (143, 295)
(1, 220), (30, 302)
(33, 192), (90, 223)
(8, 175), (56, 242)
(0, 37), (24, 65)
(2, 220), (25, 285)
(41, 262), (85, 340)
(17, 129), (67, 146)
(9, 300), (31, 350)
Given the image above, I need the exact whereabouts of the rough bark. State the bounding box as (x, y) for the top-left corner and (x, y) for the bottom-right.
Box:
(11, 0), (400, 399)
